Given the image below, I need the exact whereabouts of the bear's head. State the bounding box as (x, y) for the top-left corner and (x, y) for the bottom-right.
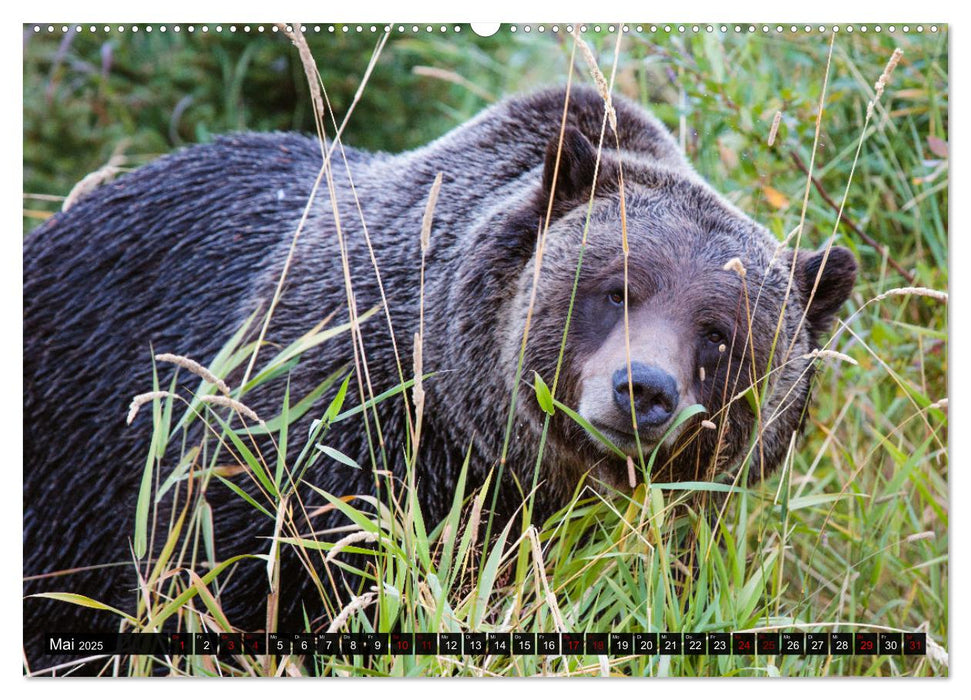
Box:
(485, 126), (858, 498)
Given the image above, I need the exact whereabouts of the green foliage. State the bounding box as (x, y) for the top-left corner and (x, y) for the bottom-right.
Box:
(23, 23), (570, 233)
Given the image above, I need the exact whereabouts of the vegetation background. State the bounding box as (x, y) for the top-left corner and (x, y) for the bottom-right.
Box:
(22, 23), (948, 677)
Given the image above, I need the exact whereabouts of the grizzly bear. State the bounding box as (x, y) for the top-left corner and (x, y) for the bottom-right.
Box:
(23, 86), (856, 669)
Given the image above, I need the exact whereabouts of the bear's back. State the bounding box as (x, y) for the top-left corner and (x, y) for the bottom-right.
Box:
(23, 132), (329, 556)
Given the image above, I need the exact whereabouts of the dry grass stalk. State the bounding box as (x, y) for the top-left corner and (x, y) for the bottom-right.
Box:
(459, 492), (486, 579)
(62, 143), (129, 211)
(572, 28), (617, 133)
(63, 165), (122, 212)
(917, 621), (948, 668)
(926, 635), (949, 668)
(626, 455), (636, 489)
(412, 66), (495, 101)
(279, 23), (324, 119)
(467, 495), (484, 545)
(412, 331), (426, 451)
(412, 172), (441, 452)
(265, 496), (289, 630)
(781, 224), (803, 248)
(412, 332), (425, 408)
(283, 661), (304, 677)
(527, 525), (566, 633)
(767, 110), (783, 147)
(154, 353), (231, 395)
(236, 25), (331, 392)
(210, 465), (248, 478)
(872, 286), (947, 304)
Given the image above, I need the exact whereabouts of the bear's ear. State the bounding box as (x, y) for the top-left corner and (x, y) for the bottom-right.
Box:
(793, 246), (858, 336)
(541, 126), (600, 205)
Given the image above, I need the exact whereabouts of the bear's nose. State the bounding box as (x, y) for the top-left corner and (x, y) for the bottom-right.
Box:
(612, 363), (680, 429)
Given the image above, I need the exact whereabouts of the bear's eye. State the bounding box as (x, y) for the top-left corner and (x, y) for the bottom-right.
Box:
(704, 328), (726, 345)
(606, 289), (625, 306)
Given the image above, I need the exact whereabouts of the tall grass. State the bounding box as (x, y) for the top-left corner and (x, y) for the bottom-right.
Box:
(23, 24), (947, 677)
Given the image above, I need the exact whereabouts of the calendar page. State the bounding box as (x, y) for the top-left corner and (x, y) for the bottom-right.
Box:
(22, 18), (948, 679)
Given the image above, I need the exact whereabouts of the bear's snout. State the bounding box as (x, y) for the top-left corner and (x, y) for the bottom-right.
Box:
(612, 363), (679, 429)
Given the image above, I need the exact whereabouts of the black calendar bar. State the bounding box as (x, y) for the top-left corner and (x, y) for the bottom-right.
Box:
(708, 633), (731, 655)
(390, 632), (414, 655)
(757, 632), (780, 655)
(415, 633), (438, 655)
(683, 633), (706, 656)
(807, 632), (829, 655)
(513, 633), (536, 655)
(831, 633), (854, 656)
(41, 631), (931, 657)
(780, 632), (805, 655)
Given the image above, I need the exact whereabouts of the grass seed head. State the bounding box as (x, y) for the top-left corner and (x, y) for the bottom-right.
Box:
(126, 391), (174, 425)
(722, 257), (747, 278)
(803, 348), (859, 366)
(420, 172), (443, 254)
(200, 395), (263, 425)
(325, 530), (380, 563)
(573, 28), (617, 133)
(867, 47), (904, 119)
(280, 23), (325, 119)
(154, 353), (231, 395)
